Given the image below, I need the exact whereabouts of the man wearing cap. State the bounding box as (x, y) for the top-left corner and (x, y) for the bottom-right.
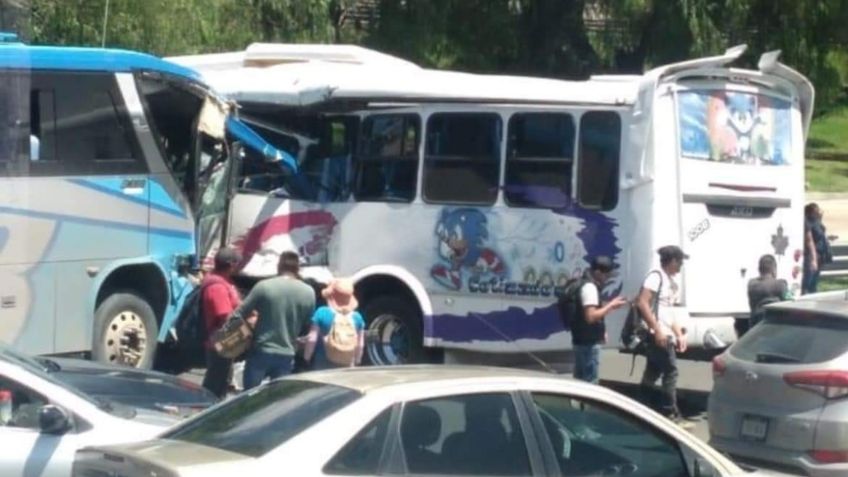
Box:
(201, 247), (243, 398)
(636, 245), (692, 428)
(572, 256), (628, 383)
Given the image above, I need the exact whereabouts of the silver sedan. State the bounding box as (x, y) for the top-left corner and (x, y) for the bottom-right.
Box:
(75, 365), (751, 476)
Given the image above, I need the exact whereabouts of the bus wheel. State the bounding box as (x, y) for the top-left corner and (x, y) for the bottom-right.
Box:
(93, 292), (158, 369)
(362, 295), (429, 366)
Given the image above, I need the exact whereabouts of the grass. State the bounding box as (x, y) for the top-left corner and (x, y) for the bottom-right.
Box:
(806, 102), (848, 192)
(808, 104), (848, 155)
(805, 159), (848, 192)
(819, 275), (848, 292)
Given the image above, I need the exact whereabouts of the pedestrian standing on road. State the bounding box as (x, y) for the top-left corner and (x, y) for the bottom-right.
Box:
(747, 254), (790, 328)
(303, 278), (366, 370)
(200, 247), (243, 398)
(572, 256), (627, 384)
(232, 251), (316, 390)
(636, 245), (693, 429)
(803, 202), (833, 294)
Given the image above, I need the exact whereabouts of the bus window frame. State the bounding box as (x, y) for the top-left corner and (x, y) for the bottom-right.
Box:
(354, 112), (421, 203)
(24, 70), (147, 178)
(504, 111), (576, 209)
(575, 110), (622, 211)
(422, 111), (503, 206)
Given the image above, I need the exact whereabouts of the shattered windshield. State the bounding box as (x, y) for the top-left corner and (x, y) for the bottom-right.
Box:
(237, 112), (358, 203)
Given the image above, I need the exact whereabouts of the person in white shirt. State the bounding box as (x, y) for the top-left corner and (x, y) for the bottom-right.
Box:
(636, 245), (693, 429)
(572, 256), (627, 383)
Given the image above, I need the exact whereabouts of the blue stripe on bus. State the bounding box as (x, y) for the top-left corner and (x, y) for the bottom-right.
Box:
(68, 178), (187, 219)
(0, 206), (192, 240)
(0, 45), (201, 80)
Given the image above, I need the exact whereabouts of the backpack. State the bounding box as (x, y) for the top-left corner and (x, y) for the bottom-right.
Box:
(324, 312), (359, 366)
(557, 278), (588, 330)
(172, 277), (227, 366)
(174, 286), (207, 353)
(620, 270), (663, 353)
(154, 282), (208, 374)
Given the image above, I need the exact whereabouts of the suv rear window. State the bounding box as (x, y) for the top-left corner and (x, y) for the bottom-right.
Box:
(731, 309), (848, 364)
(162, 380), (360, 457)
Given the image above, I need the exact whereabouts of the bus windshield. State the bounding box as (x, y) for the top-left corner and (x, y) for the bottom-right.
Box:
(678, 89), (793, 166)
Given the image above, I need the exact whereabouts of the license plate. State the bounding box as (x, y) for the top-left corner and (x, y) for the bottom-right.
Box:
(740, 415), (768, 441)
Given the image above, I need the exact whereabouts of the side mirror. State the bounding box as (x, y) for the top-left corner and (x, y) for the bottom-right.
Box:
(39, 404), (72, 435)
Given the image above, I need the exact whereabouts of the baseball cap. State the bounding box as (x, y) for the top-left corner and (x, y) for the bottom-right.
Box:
(658, 245), (689, 262)
(589, 255), (619, 272)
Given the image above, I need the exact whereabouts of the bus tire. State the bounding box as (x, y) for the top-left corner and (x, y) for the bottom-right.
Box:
(92, 292), (159, 369)
(362, 295), (437, 366)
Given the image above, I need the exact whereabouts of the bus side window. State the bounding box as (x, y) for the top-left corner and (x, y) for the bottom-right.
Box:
(354, 114), (419, 203)
(505, 113), (575, 208)
(423, 113), (501, 206)
(29, 89), (56, 163)
(28, 72), (144, 177)
(577, 111), (621, 211)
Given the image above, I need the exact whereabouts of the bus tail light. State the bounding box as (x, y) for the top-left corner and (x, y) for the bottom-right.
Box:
(783, 370), (848, 399)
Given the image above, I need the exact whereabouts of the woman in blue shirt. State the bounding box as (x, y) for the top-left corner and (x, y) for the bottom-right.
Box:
(303, 278), (366, 369)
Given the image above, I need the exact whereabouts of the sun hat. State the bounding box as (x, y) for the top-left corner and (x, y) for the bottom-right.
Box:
(322, 278), (358, 314)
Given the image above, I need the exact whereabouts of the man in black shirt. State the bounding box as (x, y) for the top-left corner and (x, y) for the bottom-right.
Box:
(572, 256), (627, 383)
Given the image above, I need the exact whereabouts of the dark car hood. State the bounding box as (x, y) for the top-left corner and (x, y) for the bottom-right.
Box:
(45, 357), (218, 416)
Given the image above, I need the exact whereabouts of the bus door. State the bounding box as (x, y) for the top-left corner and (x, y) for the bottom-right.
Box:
(192, 98), (238, 268)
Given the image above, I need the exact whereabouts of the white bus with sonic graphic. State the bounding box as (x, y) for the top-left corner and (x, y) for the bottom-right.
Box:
(170, 43), (813, 366)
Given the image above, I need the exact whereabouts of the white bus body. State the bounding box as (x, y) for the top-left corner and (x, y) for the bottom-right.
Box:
(172, 44), (813, 365)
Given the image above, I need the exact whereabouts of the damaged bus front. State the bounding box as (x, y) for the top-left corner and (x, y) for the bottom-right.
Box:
(0, 40), (294, 368)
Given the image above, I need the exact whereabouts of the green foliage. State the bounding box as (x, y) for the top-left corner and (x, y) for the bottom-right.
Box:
(809, 105), (848, 154)
(1, 0), (845, 106)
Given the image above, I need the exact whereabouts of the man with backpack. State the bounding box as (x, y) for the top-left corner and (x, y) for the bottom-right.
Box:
(565, 256), (627, 384)
(201, 247), (243, 398)
(635, 245), (693, 429)
(303, 278), (366, 369)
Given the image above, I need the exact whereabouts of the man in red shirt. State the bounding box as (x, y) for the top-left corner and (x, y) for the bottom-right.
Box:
(201, 247), (243, 398)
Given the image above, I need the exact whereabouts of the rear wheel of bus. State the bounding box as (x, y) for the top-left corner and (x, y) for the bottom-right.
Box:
(92, 292), (158, 369)
(362, 295), (434, 366)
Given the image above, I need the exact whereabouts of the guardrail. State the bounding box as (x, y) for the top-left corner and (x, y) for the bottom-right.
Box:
(821, 244), (848, 277)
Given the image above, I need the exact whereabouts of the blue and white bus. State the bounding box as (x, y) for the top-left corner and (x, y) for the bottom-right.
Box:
(0, 35), (293, 367)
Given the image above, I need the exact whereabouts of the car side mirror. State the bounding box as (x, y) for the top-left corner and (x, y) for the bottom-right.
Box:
(39, 404), (72, 435)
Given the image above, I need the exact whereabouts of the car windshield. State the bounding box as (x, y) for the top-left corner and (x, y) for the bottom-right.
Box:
(731, 309), (848, 364)
(162, 379), (361, 457)
(0, 344), (126, 415)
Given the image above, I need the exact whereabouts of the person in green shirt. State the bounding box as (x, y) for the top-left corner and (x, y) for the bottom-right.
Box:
(233, 251), (316, 390)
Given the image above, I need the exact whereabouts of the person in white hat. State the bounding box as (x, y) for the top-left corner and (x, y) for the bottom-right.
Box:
(303, 278), (366, 369)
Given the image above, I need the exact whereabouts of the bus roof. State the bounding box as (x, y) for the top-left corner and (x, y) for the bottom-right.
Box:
(169, 43), (640, 107)
(0, 43), (201, 81)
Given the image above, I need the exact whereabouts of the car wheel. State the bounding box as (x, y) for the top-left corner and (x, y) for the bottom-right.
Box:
(93, 292), (158, 369)
(362, 295), (438, 366)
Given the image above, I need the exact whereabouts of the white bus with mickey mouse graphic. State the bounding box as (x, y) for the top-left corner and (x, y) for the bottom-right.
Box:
(170, 43), (812, 365)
